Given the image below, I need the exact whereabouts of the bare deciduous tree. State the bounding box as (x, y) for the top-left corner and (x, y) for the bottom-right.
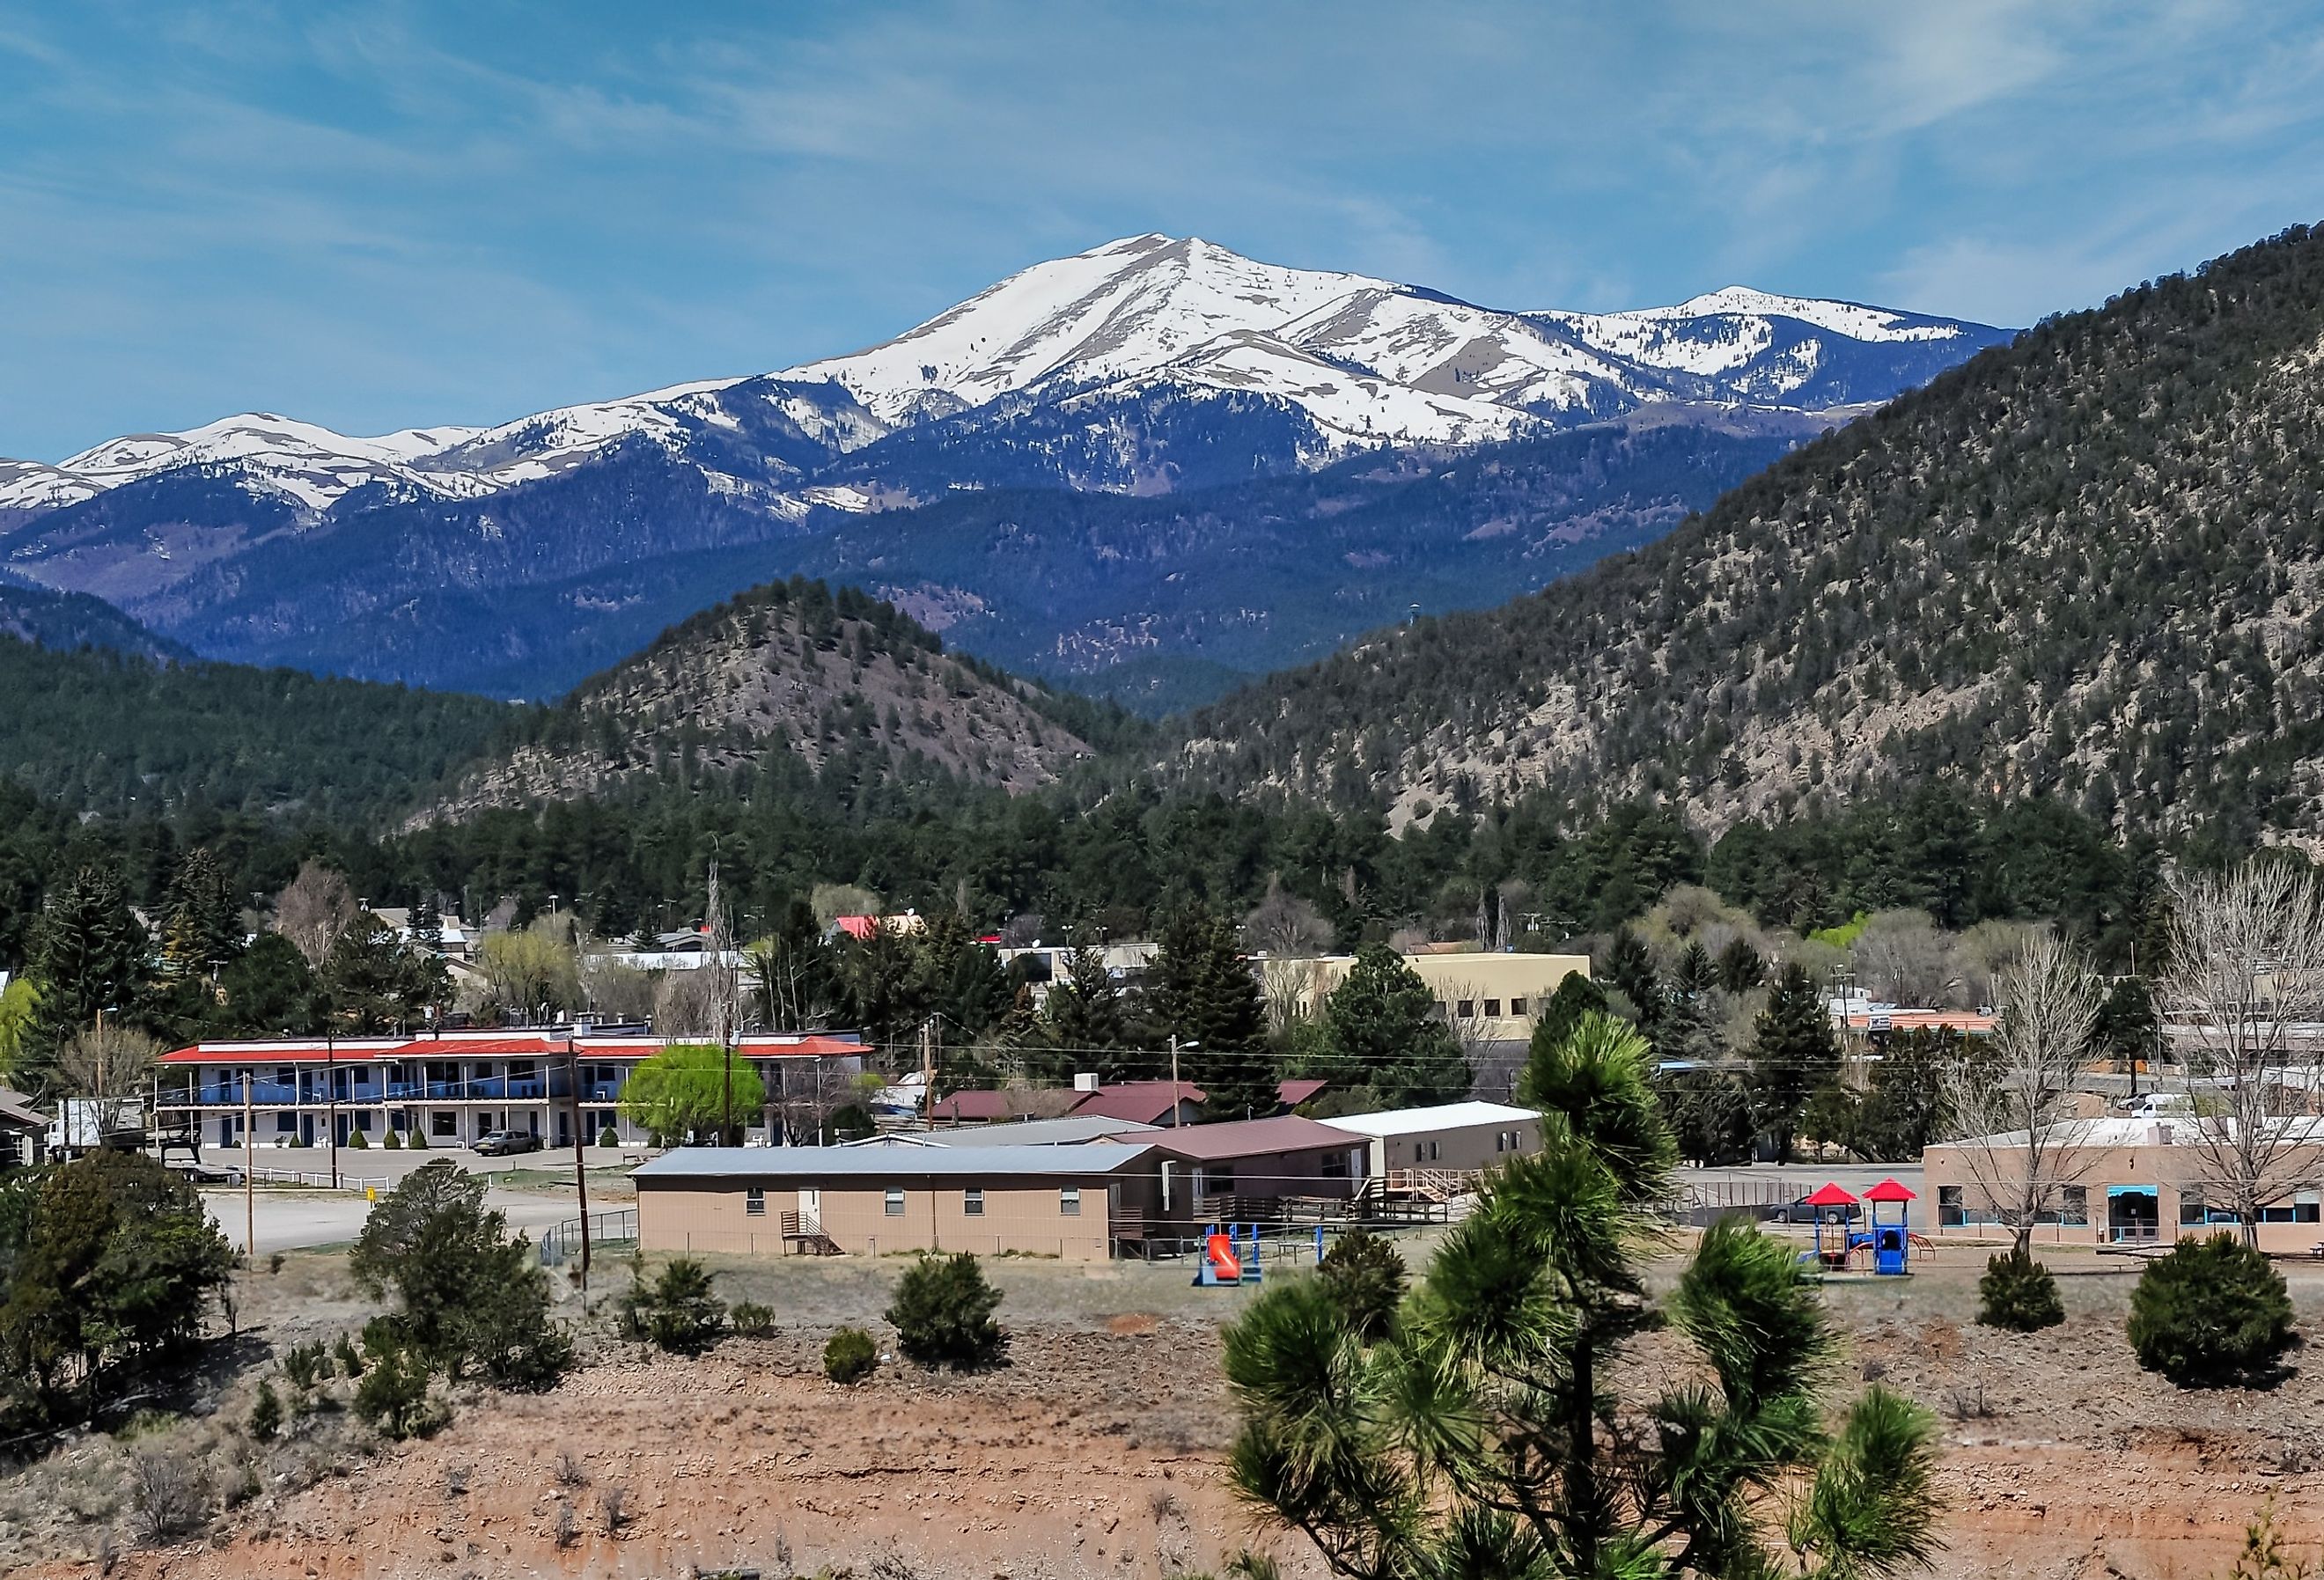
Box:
(56, 1024), (164, 1136)
(2159, 860), (2324, 1247)
(275, 861), (357, 967)
(1243, 876), (1332, 958)
(1939, 931), (2103, 1255)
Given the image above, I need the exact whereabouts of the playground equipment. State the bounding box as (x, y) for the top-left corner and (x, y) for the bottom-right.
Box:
(1193, 1224), (1269, 1286)
(1801, 1182), (1859, 1268)
(1864, 1177), (1916, 1275)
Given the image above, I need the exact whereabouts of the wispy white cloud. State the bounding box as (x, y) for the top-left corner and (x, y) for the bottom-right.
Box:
(1, 1), (2321, 456)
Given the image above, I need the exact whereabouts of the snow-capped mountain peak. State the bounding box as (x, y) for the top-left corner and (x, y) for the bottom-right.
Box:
(1, 235), (2011, 520)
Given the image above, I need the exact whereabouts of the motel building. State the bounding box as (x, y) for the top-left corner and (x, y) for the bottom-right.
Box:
(155, 1028), (868, 1152)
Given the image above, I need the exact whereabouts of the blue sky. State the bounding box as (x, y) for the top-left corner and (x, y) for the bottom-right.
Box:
(5, 1), (2324, 460)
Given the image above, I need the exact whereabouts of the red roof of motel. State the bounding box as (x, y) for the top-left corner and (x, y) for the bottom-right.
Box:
(1801, 1182), (1860, 1207)
(1864, 1178), (1918, 1202)
(159, 1032), (867, 1066)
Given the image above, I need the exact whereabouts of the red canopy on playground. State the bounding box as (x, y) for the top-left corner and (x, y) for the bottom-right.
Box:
(1801, 1182), (1860, 1207)
(1864, 1179), (1917, 1203)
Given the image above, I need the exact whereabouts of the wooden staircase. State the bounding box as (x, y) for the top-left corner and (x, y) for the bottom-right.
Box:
(779, 1210), (842, 1255)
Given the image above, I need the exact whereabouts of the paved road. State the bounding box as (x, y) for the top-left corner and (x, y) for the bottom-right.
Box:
(201, 1186), (587, 1254)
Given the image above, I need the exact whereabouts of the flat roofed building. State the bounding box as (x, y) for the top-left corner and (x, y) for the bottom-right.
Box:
(1923, 1116), (2324, 1255)
(634, 1143), (1159, 1261)
(1319, 1100), (1543, 1175)
(1258, 952), (1592, 1056)
(1129, 1114), (1367, 1221)
(154, 1029), (867, 1152)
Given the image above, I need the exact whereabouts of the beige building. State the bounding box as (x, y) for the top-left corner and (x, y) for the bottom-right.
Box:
(635, 1144), (1163, 1261)
(1261, 951), (1592, 1044)
(1923, 1117), (2324, 1255)
(1320, 1100), (1543, 1176)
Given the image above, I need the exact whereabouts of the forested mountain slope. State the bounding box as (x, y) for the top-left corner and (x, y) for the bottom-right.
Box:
(0, 640), (516, 820)
(0, 576), (185, 660)
(427, 577), (1094, 819)
(1174, 224), (2324, 849)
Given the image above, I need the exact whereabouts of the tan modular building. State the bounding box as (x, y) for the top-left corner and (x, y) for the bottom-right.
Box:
(1129, 1116), (1368, 1224)
(1320, 1100), (1542, 1176)
(635, 1144), (1162, 1261)
(1923, 1117), (2324, 1256)
(1261, 952), (1592, 1045)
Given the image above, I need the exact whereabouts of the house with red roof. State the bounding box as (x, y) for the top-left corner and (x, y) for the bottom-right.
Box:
(155, 1027), (868, 1152)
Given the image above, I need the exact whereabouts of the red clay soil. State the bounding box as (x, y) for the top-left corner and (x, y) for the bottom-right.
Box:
(28, 1308), (2324, 1580)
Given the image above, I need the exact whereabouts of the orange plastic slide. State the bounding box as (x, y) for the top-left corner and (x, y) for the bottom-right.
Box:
(1205, 1231), (1242, 1282)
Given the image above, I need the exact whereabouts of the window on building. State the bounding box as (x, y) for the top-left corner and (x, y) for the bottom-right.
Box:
(885, 1187), (905, 1216)
(1059, 1187), (1081, 1216)
(275, 1112), (296, 1133)
(963, 1187), (985, 1216)
(1509, 996), (1527, 1015)
(2060, 1186), (2088, 1225)
(1937, 1184), (1963, 1227)
(2298, 1191), (2321, 1224)
(2261, 1204), (2298, 1223)
(353, 1111), (373, 1133)
(1483, 998), (1502, 1018)
(1456, 999), (1476, 1018)
(2179, 1190), (2208, 1226)
(1424, 1141), (1442, 1162)
(432, 1112), (457, 1137)
(1321, 1150), (1349, 1179)
(745, 1187), (766, 1216)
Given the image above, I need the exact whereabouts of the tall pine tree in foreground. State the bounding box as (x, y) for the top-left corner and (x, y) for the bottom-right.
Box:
(1225, 1010), (1940, 1580)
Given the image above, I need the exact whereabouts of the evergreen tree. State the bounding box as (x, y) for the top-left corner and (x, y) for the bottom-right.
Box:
(217, 932), (321, 1037)
(21, 865), (149, 1096)
(323, 910), (451, 1033)
(1533, 971), (1609, 1055)
(1603, 925), (1664, 1034)
(1715, 935), (1766, 994)
(2093, 974), (2158, 1074)
(1043, 945), (1132, 1068)
(1321, 944), (1470, 1107)
(160, 847), (241, 977)
(1147, 907), (1273, 1119)
(407, 893), (445, 952)
(1749, 962), (1842, 1162)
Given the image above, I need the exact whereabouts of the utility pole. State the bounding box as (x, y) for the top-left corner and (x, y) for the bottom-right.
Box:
(326, 1018), (339, 1191)
(243, 1071), (254, 1260)
(566, 1025), (592, 1292)
(1169, 1034), (1183, 1128)
(921, 1019), (936, 1131)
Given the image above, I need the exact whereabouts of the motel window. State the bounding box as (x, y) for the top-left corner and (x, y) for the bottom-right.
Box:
(964, 1187), (985, 1217)
(1456, 999), (1475, 1018)
(275, 1112), (296, 1133)
(885, 1187), (906, 1216)
(1483, 998), (1502, 1018)
(746, 1187), (766, 1217)
(1059, 1186), (1081, 1216)
(432, 1112), (457, 1137)
(1509, 997), (1527, 1015)
(2059, 1186), (2087, 1226)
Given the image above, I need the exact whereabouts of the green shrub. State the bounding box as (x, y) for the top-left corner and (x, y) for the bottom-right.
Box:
(248, 1380), (282, 1441)
(829, 1103), (876, 1142)
(1976, 1248), (2064, 1332)
(2128, 1232), (2298, 1387)
(334, 1332), (365, 1378)
(408, 1130), (429, 1150)
(884, 1252), (1006, 1369)
(618, 1258), (728, 1354)
(348, 1128), (369, 1150)
(730, 1301), (777, 1338)
(353, 1326), (439, 1440)
(824, 1326), (879, 1384)
(381, 1130), (403, 1150)
(282, 1340), (330, 1392)
(597, 1127), (620, 1148)
(1318, 1231), (1408, 1342)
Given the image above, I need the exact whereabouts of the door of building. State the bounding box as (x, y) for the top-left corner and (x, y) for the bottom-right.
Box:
(798, 1187), (821, 1231)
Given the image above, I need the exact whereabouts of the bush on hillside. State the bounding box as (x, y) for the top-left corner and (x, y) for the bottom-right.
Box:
(247, 1379), (282, 1441)
(824, 1326), (879, 1385)
(2127, 1233), (2298, 1387)
(1317, 1231), (1407, 1342)
(1976, 1248), (2064, 1332)
(353, 1322), (441, 1440)
(885, 1252), (1007, 1369)
(619, 1258), (728, 1354)
(730, 1301), (776, 1338)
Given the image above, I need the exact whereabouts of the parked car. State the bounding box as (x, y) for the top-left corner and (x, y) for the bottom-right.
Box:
(178, 1162), (246, 1187)
(474, 1130), (543, 1157)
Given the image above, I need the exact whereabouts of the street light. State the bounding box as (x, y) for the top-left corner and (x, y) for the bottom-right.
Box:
(1168, 1037), (1198, 1128)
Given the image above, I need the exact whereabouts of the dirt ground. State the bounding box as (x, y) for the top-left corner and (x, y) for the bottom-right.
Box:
(11, 1236), (2324, 1580)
